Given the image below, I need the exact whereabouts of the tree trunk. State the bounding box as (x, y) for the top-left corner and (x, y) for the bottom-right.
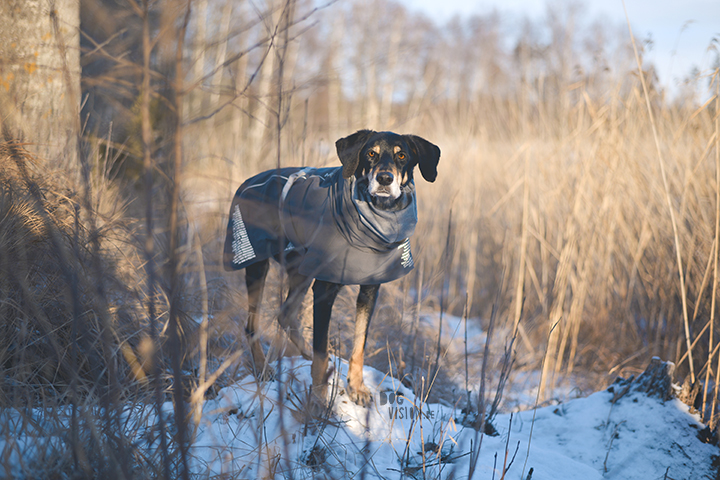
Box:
(0, 0), (80, 165)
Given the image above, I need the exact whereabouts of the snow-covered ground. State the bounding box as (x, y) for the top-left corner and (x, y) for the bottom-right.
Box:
(2, 309), (718, 478)
(189, 357), (718, 479)
(1, 355), (717, 478)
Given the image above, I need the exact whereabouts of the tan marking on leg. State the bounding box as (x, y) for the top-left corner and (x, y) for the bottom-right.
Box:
(347, 310), (369, 391)
(346, 285), (378, 406)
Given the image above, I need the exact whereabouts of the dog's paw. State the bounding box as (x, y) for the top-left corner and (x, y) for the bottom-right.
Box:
(252, 364), (276, 382)
(283, 331), (313, 361)
(347, 384), (373, 407)
(308, 385), (331, 418)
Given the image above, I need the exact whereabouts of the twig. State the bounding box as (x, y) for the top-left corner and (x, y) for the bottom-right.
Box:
(603, 421), (626, 473)
(504, 441), (521, 477)
(463, 292), (471, 415)
(499, 413), (515, 480)
(165, 2), (193, 478)
(491, 452), (497, 480)
(191, 229), (209, 436)
(139, 1), (169, 476)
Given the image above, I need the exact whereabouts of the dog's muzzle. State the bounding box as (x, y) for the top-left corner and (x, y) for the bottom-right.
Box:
(369, 171), (401, 199)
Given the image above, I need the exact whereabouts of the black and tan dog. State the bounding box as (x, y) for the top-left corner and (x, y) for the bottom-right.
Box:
(223, 130), (440, 406)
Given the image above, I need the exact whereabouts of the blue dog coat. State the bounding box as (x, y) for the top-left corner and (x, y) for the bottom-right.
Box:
(223, 167), (416, 285)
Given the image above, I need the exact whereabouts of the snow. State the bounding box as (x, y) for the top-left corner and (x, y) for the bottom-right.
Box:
(3, 327), (718, 478)
(2, 307), (717, 478)
(186, 356), (718, 479)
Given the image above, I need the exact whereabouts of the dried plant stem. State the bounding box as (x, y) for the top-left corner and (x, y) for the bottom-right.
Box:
(603, 421), (626, 473)
(140, 1), (170, 476)
(623, 0), (694, 382)
(166, 3), (193, 477)
(499, 413), (514, 480)
(190, 351), (245, 406)
(512, 151), (529, 340)
(272, 2), (295, 478)
(710, 70), (720, 427)
(432, 209), (453, 381)
(522, 320), (559, 480)
(538, 235), (575, 401)
(463, 292), (470, 411)
(192, 233), (209, 432)
(409, 260), (424, 377)
(466, 222), (478, 318)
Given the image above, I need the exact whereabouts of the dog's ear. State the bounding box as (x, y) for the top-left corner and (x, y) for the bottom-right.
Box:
(406, 135), (441, 183)
(336, 129), (375, 179)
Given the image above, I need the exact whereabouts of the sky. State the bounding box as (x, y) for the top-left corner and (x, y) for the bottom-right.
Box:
(399, 0), (720, 93)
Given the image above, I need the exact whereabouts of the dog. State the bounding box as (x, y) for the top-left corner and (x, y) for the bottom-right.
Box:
(223, 130), (440, 407)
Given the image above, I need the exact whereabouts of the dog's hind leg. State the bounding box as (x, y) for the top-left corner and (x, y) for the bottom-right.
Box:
(278, 267), (313, 361)
(347, 284), (379, 406)
(310, 280), (342, 406)
(245, 259), (272, 379)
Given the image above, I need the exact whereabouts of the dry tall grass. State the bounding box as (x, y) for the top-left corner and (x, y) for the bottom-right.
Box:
(154, 0), (720, 422)
(2, 0), (720, 477)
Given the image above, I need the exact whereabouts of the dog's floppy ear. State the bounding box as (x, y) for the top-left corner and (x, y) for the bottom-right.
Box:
(336, 129), (375, 179)
(406, 135), (441, 183)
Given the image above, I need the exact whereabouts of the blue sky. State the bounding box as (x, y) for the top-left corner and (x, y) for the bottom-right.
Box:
(399, 0), (720, 93)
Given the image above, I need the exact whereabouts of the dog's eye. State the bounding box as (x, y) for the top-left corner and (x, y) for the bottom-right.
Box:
(397, 152), (406, 161)
(368, 151), (375, 158)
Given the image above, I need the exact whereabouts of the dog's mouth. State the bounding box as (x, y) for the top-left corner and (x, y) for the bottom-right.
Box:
(363, 183), (408, 212)
(371, 186), (394, 197)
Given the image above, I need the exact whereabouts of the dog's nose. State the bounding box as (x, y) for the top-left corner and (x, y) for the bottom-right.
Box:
(376, 172), (394, 186)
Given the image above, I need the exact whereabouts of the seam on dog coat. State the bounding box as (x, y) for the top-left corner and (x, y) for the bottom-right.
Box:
(223, 167), (417, 284)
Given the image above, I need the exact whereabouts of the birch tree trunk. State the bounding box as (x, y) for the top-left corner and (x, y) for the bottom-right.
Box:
(0, 0), (80, 165)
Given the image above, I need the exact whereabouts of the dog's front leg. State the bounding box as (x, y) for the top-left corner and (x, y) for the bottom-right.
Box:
(311, 280), (342, 407)
(347, 284), (379, 406)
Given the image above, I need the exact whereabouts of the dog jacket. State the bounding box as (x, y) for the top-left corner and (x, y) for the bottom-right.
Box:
(223, 167), (416, 284)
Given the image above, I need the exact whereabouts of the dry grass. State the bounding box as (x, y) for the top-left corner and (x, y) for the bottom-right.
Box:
(2, 0), (720, 477)
(417, 87), (720, 396)
(181, 78), (720, 414)
(0, 140), (182, 477)
(195, 80), (720, 398)
(0, 144), (139, 403)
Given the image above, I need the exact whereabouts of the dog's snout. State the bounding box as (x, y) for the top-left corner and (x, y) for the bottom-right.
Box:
(376, 172), (394, 186)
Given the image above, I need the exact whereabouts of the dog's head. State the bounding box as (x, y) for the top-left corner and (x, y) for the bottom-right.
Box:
(335, 130), (440, 208)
